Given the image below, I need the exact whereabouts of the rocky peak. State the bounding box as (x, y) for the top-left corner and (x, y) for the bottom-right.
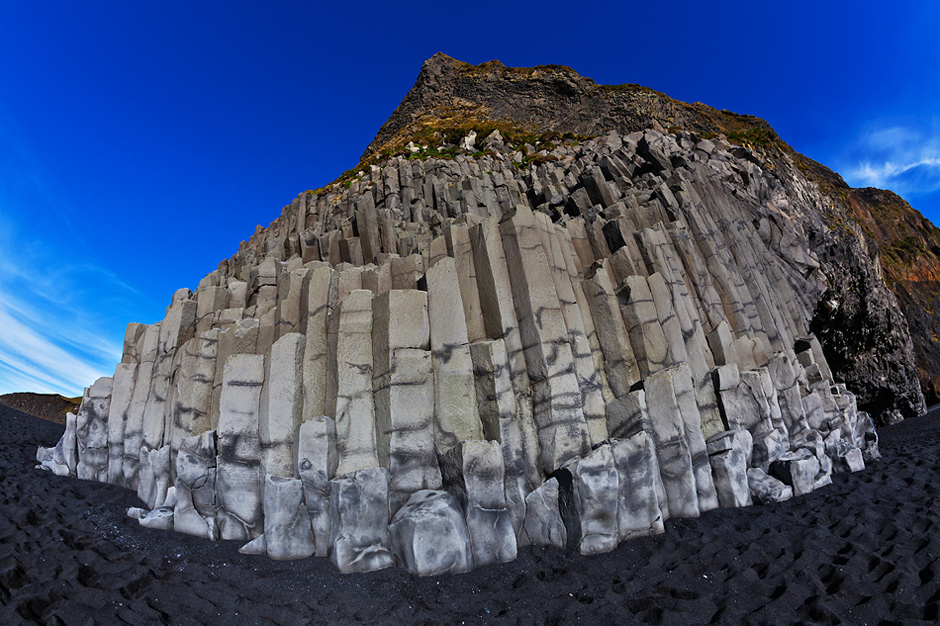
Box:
(362, 53), (776, 162)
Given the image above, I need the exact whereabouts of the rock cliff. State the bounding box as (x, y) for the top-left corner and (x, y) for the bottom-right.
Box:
(37, 54), (927, 575)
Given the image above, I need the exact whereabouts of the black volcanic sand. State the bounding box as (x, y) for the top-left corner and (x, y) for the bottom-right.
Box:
(2, 405), (939, 626)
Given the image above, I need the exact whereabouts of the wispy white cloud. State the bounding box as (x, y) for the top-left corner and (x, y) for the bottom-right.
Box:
(842, 120), (940, 196)
(0, 126), (139, 397)
(0, 227), (127, 395)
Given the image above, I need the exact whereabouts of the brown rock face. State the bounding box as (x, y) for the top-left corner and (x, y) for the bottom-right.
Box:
(363, 53), (778, 161)
(0, 393), (81, 424)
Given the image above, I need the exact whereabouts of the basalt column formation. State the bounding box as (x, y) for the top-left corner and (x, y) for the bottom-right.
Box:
(38, 56), (900, 576)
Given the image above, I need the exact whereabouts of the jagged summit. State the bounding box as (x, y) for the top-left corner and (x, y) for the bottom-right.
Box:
(363, 53), (776, 162)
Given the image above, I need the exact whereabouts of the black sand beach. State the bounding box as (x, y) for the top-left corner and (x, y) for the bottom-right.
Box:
(2, 404), (939, 626)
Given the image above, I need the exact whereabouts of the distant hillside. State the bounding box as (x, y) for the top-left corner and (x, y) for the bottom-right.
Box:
(0, 392), (81, 425)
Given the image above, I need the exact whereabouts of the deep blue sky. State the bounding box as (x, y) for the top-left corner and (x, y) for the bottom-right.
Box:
(1, 1), (938, 396)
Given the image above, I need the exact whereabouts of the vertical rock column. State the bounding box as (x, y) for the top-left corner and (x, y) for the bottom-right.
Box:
(296, 416), (338, 557)
(76, 376), (113, 483)
(644, 367), (699, 518)
(611, 431), (666, 540)
(216, 354), (265, 541)
(444, 223), (487, 343)
(123, 324), (161, 488)
(173, 430), (218, 539)
(259, 333), (305, 479)
(500, 206), (591, 473)
(470, 339), (542, 537)
(170, 329), (219, 455)
(329, 467), (395, 574)
(211, 318), (260, 429)
(534, 212), (607, 445)
(152, 295), (197, 457)
(470, 216), (543, 514)
(334, 289), (381, 476)
(669, 363), (719, 512)
(372, 289), (441, 511)
(302, 266), (339, 422)
(426, 257), (484, 453)
(618, 275), (670, 378)
(441, 440), (517, 568)
(584, 264), (641, 398)
(107, 363), (136, 486)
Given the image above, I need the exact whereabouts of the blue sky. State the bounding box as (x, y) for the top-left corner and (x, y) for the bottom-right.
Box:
(1, 1), (938, 396)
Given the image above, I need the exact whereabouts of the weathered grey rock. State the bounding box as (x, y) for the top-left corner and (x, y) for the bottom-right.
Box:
(35, 446), (59, 474)
(644, 368), (699, 518)
(173, 430), (218, 539)
(259, 333), (305, 480)
(138, 444), (171, 510)
(746, 468), (793, 504)
(138, 505), (175, 531)
(752, 427), (790, 472)
(302, 266), (339, 422)
(769, 449), (819, 497)
(426, 258), (484, 452)
(499, 205), (591, 472)
(389, 490), (474, 576)
(211, 318), (260, 430)
(519, 478), (567, 548)
(108, 364), (137, 485)
(585, 265), (640, 396)
(263, 475), (315, 560)
(618, 274), (669, 378)
(444, 223), (486, 342)
(334, 290), (380, 476)
(171, 330), (219, 452)
(216, 354), (265, 541)
(378, 347), (439, 510)
(76, 377), (112, 483)
(535, 212), (608, 445)
(709, 449), (752, 508)
(610, 432), (666, 540)
(239, 535), (267, 555)
(606, 389), (651, 440)
(854, 412), (881, 461)
(329, 467), (395, 574)
(470, 338), (542, 536)
(296, 416), (338, 557)
(568, 445), (619, 555)
(706, 429), (753, 467)
(713, 363), (740, 392)
(669, 363), (719, 513)
(440, 440), (516, 567)
(122, 325), (160, 486)
(372, 290), (439, 509)
(469, 217), (529, 395)
(706, 321), (740, 368)
(835, 446), (865, 473)
(60, 411), (78, 476)
(767, 352), (811, 438)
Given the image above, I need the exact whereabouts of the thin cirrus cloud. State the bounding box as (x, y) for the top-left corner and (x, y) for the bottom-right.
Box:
(843, 123), (940, 196)
(0, 212), (134, 397)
